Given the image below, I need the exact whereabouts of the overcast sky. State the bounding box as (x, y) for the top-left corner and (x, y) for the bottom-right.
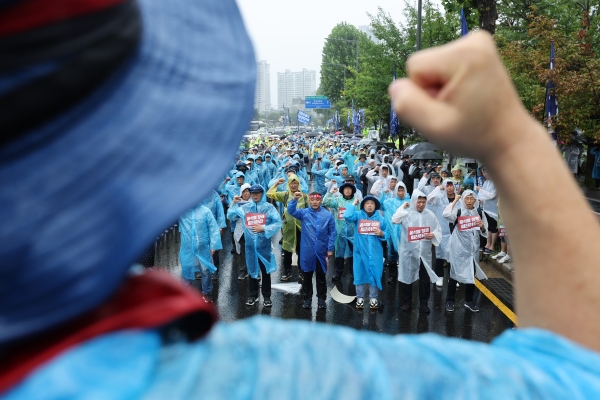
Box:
(236, 0), (418, 109)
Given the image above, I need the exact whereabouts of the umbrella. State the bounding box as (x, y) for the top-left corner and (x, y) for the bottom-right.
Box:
(403, 142), (439, 156)
(335, 131), (342, 135)
(305, 132), (319, 137)
(411, 150), (442, 160)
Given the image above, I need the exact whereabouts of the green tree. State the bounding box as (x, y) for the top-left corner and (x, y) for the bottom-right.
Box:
(344, 2), (459, 144)
(500, 9), (600, 185)
(441, 0), (497, 34)
(319, 23), (365, 103)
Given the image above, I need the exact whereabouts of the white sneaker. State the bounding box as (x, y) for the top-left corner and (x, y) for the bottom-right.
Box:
(435, 277), (444, 287)
(491, 251), (506, 260)
(498, 254), (512, 264)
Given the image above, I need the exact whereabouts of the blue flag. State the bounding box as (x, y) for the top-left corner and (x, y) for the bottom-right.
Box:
(390, 68), (400, 138)
(545, 40), (558, 141)
(461, 9), (468, 36)
(282, 105), (287, 128)
(297, 110), (311, 124)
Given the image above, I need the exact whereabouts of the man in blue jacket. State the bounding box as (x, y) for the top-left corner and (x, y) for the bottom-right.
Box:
(288, 191), (337, 309)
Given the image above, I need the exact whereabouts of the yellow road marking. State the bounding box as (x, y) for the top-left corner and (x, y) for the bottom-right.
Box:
(475, 279), (518, 326)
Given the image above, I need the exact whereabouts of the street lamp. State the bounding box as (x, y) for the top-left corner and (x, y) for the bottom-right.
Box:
(323, 37), (358, 73)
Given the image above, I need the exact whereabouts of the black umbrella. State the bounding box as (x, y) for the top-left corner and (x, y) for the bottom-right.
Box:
(403, 142), (439, 156)
(411, 150), (442, 160)
(305, 132), (319, 137)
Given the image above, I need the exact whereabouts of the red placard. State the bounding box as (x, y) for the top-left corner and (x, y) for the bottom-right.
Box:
(457, 215), (481, 231)
(408, 227), (430, 242)
(245, 213), (266, 227)
(337, 207), (346, 220)
(358, 219), (380, 235)
(499, 226), (506, 238)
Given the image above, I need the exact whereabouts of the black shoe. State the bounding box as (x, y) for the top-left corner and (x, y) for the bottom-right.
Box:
(245, 297), (259, 306)
(419, 304), (431, 314)
(464, 301), (479, 313)
(401, 302), (412, 312)
(445, 301), (454, 312)
(280, 273), (291, 281)
(318, 299), (326, 309)
(212, 272), (219, 280)
(332, 273), (341, 281)
(238, 271), (248, 280)
(230, 248), (236, 254)
(303, 299), (311, 309)
(263, 298), (272, 307)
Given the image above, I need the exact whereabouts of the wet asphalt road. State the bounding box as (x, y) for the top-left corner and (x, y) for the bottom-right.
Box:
(154, 215), (514, 344)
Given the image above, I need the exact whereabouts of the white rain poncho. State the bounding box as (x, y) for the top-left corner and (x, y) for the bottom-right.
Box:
(233, 183), (251, 254)
(391, 189), (442, 284)
(478, 178), (498, 219)
(422, 178), (455, 261)
(442, 190), (489, 283)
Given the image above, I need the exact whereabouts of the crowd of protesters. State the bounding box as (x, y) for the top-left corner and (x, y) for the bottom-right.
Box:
(180, 132), (509, 314)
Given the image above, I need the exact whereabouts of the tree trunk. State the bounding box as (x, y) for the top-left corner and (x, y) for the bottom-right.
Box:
(476, 0), (498, 35)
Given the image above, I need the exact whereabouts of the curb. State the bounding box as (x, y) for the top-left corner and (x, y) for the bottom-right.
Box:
(480, 251), (514, 282)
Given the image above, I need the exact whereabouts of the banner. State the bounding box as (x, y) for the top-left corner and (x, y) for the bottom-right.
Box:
(337, 207), (346, 220)
(245, 213), (266, 227)
(358, 220), (380, 235)
(499, 225), (506, 238)
(297, 110), (311, 124)
(408, 226), (430, 242)
(457, 215), (481, 231)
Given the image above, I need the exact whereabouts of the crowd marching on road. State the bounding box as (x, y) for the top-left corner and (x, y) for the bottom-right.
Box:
(179, 132), (506, 315)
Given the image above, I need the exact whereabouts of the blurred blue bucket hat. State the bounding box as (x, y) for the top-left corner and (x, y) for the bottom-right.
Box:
(0, 0), (255, 344)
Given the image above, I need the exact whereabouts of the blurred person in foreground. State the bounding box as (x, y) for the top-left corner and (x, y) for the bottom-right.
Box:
(1, 3), (600, 395)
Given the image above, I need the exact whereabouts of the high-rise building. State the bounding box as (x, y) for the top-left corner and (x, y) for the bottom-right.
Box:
(255, 60), (271, 113)
(277, 69), (317, 109)
(358, 25), (379, 44)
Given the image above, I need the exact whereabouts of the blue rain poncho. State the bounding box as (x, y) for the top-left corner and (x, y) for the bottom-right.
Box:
(420, 179), (454, 262)
(263, 157), (277, 182)
(310, 158), (330, 195)
(226, 191), (282, 278)
(382, 181), (410, 254)
(178, 205), (222, 280)
(443, 190), (489, 284)
(325, 164), (349, 187)
(222, 171), (245, 204)
(391, 189), (442, 284)
(202, 190), (226, 229)
(287, 199), (336, 273)
(322, 191), (359, 258)
(8, 318), (600, 399)
(343, 202), (389, 289)
(343, 150), (357, 169)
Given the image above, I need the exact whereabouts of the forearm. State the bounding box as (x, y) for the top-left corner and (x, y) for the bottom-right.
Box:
(484, 114), (600, 351)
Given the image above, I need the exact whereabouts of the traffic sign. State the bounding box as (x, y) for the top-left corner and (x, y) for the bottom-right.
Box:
(305, 96), (331, 109)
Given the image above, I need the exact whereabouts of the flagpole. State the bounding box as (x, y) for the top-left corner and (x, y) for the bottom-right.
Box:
(416, 0), (422, 51)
